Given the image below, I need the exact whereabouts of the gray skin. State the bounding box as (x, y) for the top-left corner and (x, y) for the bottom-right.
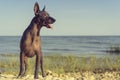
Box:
(17, 2), (55, 79)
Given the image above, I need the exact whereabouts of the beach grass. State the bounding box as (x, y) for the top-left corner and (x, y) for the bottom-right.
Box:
(0, 54), (120, 75)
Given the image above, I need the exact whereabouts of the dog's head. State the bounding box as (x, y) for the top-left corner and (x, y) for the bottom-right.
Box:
(34, 2), (56, 29)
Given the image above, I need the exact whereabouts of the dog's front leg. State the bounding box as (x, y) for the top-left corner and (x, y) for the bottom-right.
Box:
(24, 57), (28, 76)
(34, 54), (40, 79)
(17, 52), (25, 78)
(40, 54), (46, 77)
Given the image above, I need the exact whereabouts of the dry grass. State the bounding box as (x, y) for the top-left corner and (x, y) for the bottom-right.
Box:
(0, 54), (120, 75)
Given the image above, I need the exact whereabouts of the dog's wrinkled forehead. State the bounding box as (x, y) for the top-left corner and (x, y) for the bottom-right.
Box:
(39, 11), (49, 19)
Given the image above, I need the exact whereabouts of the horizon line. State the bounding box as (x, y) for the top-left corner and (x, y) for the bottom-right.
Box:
(0, 35), (120, 37)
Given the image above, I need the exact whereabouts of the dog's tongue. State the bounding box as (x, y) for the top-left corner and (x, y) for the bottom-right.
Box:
(48, 24), (53, 29)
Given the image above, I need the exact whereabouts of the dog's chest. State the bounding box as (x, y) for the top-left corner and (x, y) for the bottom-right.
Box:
(30, 25), (41, 46)
(32, 37), (41, 48)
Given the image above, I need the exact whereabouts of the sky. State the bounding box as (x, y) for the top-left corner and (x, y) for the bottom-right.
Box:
(0, 0), (120, 36)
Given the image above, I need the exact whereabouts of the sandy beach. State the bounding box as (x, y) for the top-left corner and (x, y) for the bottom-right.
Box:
(0, 70), (120, 80)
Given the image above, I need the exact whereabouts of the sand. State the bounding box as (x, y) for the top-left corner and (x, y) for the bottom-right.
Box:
(0, 70), (120, 80)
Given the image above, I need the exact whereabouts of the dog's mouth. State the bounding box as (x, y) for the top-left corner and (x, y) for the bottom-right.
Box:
(47, 24), (54, 29)
(43, 17), (55, 29)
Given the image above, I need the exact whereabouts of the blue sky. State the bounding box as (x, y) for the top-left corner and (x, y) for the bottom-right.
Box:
(0, 0), (120, 36)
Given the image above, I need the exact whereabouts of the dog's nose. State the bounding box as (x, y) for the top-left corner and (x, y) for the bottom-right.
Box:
(53, 18), (56, 23)
(49, 17), (56, 23)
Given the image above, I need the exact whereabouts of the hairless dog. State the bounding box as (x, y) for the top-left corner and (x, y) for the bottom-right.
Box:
(17, 2), (55, 79)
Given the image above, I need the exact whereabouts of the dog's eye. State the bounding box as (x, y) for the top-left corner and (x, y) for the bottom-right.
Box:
(43, 14), (47, 17)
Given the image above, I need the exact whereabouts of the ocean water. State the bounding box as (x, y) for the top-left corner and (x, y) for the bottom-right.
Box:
(0, 36), (120, 56)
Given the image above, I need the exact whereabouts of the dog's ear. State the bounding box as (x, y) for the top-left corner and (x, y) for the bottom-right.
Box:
(42, 5), (46, 11)
(34, 2), (40, 15)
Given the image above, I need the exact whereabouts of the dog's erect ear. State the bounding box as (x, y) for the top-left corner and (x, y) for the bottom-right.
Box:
(42, 5), (46, 11)
(34, 2), (40, 15)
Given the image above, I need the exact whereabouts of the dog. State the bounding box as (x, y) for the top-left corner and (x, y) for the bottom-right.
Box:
(17, 2), (55, 79)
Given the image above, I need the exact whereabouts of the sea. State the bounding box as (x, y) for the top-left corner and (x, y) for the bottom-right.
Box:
(0, 36), (120, 56)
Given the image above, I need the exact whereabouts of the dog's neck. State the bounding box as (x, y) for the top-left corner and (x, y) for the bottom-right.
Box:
(28, 16), (43, 36)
